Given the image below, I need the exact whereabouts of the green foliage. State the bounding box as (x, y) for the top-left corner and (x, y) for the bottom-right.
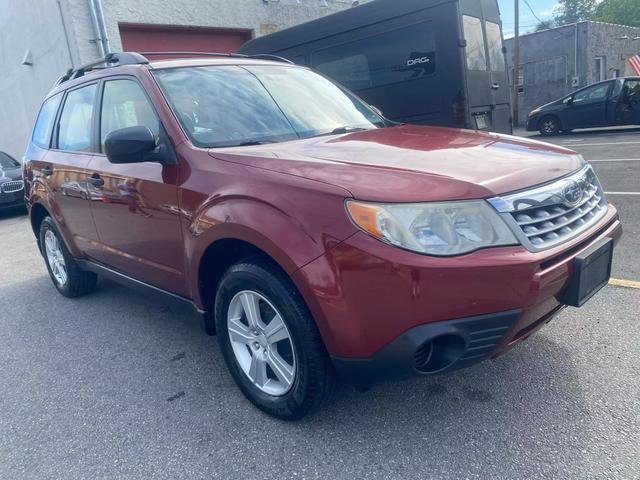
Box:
(593, 0), (640, 28)
(553, 0), (597, 25)
(535, 20), (555, 31)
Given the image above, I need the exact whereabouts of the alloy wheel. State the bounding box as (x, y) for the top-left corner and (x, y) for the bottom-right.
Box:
(44, 230), (68, 287)
(227, 290), (296, 396)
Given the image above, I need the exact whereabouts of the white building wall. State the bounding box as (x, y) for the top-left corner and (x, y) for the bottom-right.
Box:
(0, 0), (358, 159)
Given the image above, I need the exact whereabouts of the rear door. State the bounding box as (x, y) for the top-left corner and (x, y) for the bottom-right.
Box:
(614, 78), (640, 125)
(459, 0), (511, 133)
(43, 83), (100, 253)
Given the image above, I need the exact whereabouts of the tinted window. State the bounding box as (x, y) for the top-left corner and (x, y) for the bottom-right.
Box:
(573, 82), (611, 104)
(485, 21), (505, 72)
(463, 16), (487, 71)
(100, 79), (160, 152)
(153, 65), (383, 148)
(0, 151), (19, 169)
(312, 22), (436, 91)
(58, 84), (97, 152)
(32, 93), (62, 149)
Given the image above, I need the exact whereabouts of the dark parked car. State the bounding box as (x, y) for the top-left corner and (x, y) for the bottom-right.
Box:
(0, 151), (25, 211)
(24, 52), (621, 419)
(239, 0), (512, 134)
(527, 77), (640, 135)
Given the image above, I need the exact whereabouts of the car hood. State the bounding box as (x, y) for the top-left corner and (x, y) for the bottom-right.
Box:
(0, 166), (22, 182)
(208, 125), (583, 202)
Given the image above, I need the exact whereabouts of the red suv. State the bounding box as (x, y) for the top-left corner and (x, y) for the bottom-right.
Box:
(24, 52), (622, 419)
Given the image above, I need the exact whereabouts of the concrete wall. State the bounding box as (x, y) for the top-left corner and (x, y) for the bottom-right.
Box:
(586, 22), (640, 81)
(0, 0), (358, 159)
(506, 21), (640, 125)
(0, 0), (76, 160)
(505, 23), (589, 125)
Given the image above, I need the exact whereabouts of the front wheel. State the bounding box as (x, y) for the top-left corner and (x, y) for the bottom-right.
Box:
(214, 260), (334, 420)
(539, 116), (561, 136)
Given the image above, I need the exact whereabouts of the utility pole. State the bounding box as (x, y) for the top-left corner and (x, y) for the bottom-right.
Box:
(513, 0), (520, 127)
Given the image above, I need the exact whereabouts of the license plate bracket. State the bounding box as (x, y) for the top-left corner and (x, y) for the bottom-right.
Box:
(561, 237), (613, 307)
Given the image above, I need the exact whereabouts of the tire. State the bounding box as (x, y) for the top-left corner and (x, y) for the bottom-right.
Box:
(215, 259), (334, 420)
(39, 216), (97, 298)
(539, 116), (561, 136)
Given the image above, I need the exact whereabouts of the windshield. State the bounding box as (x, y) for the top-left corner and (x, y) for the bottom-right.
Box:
(153, 65), (385, 148)
(0, 152), (19, 169)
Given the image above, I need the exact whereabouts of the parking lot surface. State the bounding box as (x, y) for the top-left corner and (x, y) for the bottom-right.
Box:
(1, 128), (639, 479)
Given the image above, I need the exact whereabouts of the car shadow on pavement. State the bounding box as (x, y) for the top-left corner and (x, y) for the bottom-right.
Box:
(1, 275), (592, 478)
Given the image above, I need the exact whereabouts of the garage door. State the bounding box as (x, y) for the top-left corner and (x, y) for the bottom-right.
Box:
(119, 24), (253, 55)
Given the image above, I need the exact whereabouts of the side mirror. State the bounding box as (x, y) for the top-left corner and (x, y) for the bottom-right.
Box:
(105, 126), (157, 164)
(565, 97), (574, 106)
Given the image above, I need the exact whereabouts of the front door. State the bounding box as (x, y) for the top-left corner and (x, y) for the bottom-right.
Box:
(563, 81), (613, 130)
(86, 77), (186, 296)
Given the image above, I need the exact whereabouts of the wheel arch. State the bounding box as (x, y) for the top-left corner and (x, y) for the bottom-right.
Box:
(30, 202), (51, 252)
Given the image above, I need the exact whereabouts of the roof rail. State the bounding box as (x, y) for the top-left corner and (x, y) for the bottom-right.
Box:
(56, 52), (148, 85)
(139, 51), (294, 64)
(55, 50), (295, 86)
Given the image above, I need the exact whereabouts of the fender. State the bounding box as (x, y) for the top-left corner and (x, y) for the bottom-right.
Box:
(185, 192), (357, 308)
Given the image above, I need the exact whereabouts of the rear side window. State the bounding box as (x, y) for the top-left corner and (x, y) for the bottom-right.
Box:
(57, 84), (97, 152)
(312, 22), (436, 91)
(463, 15), (487, 71)
(485, 21), (505, 72)
(100, 79), (160, 152)
(32, 93), (62, 149)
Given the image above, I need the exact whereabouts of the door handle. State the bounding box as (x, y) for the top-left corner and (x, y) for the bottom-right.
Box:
(491, 83), (500, 90)
(41, 166), (53, 176)
(88, 173), (104, 187)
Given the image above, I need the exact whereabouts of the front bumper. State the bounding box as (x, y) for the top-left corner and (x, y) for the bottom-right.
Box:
(292, 206), (622, 389)
(525, 115), (539, 131)
(0, 191), (26, 210)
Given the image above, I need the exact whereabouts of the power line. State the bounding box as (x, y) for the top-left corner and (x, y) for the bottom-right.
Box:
(522, 0), (545, 24)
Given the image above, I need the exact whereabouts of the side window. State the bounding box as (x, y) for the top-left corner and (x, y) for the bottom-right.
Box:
(573, 82), (611, 105)
(32, 93), (62, 149)
(57, 84), (97, 152)
(312, 22), (436, 92)
(485, 21), (505, 72)
(463, 15), (487, 71)
(100, 79), (160, 151)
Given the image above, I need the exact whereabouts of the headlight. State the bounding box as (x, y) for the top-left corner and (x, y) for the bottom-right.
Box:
(346, 200), (518, 256)
(529, 108), (541, 117)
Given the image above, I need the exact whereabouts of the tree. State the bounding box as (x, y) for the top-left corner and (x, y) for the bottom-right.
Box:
(593, 0), (640, 28)
(535, 20), (555, 31)
(553, 0), (597, 26)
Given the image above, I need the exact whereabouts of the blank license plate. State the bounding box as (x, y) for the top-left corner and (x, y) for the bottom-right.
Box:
(475, 114), (488, 130)
(561, 237), (613, 307)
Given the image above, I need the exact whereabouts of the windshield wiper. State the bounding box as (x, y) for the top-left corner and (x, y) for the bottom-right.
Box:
(330, 126), (370, 134)
(224, 140), (278, 147)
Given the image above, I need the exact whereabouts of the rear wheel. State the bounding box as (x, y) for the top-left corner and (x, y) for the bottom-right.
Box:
(39, 216), (97, 297)
(215, 259), (333, 420)
(539, 116), (561, 136)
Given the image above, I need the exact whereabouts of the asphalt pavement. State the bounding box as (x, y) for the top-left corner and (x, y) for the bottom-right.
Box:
(1, 128), (639, 480)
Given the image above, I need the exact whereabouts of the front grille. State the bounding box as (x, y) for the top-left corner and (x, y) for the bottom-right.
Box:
(488, 165), (607, 251)
(1, 180), (24, 194)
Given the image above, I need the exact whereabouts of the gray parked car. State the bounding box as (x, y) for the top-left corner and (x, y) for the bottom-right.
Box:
(0, 151), (25, 211)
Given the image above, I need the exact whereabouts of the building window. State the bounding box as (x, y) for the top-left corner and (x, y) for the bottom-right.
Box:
(595, 56), (606, 82)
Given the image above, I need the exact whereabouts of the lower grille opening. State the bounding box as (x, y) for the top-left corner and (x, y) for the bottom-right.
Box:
(414, 334), (466, 374)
